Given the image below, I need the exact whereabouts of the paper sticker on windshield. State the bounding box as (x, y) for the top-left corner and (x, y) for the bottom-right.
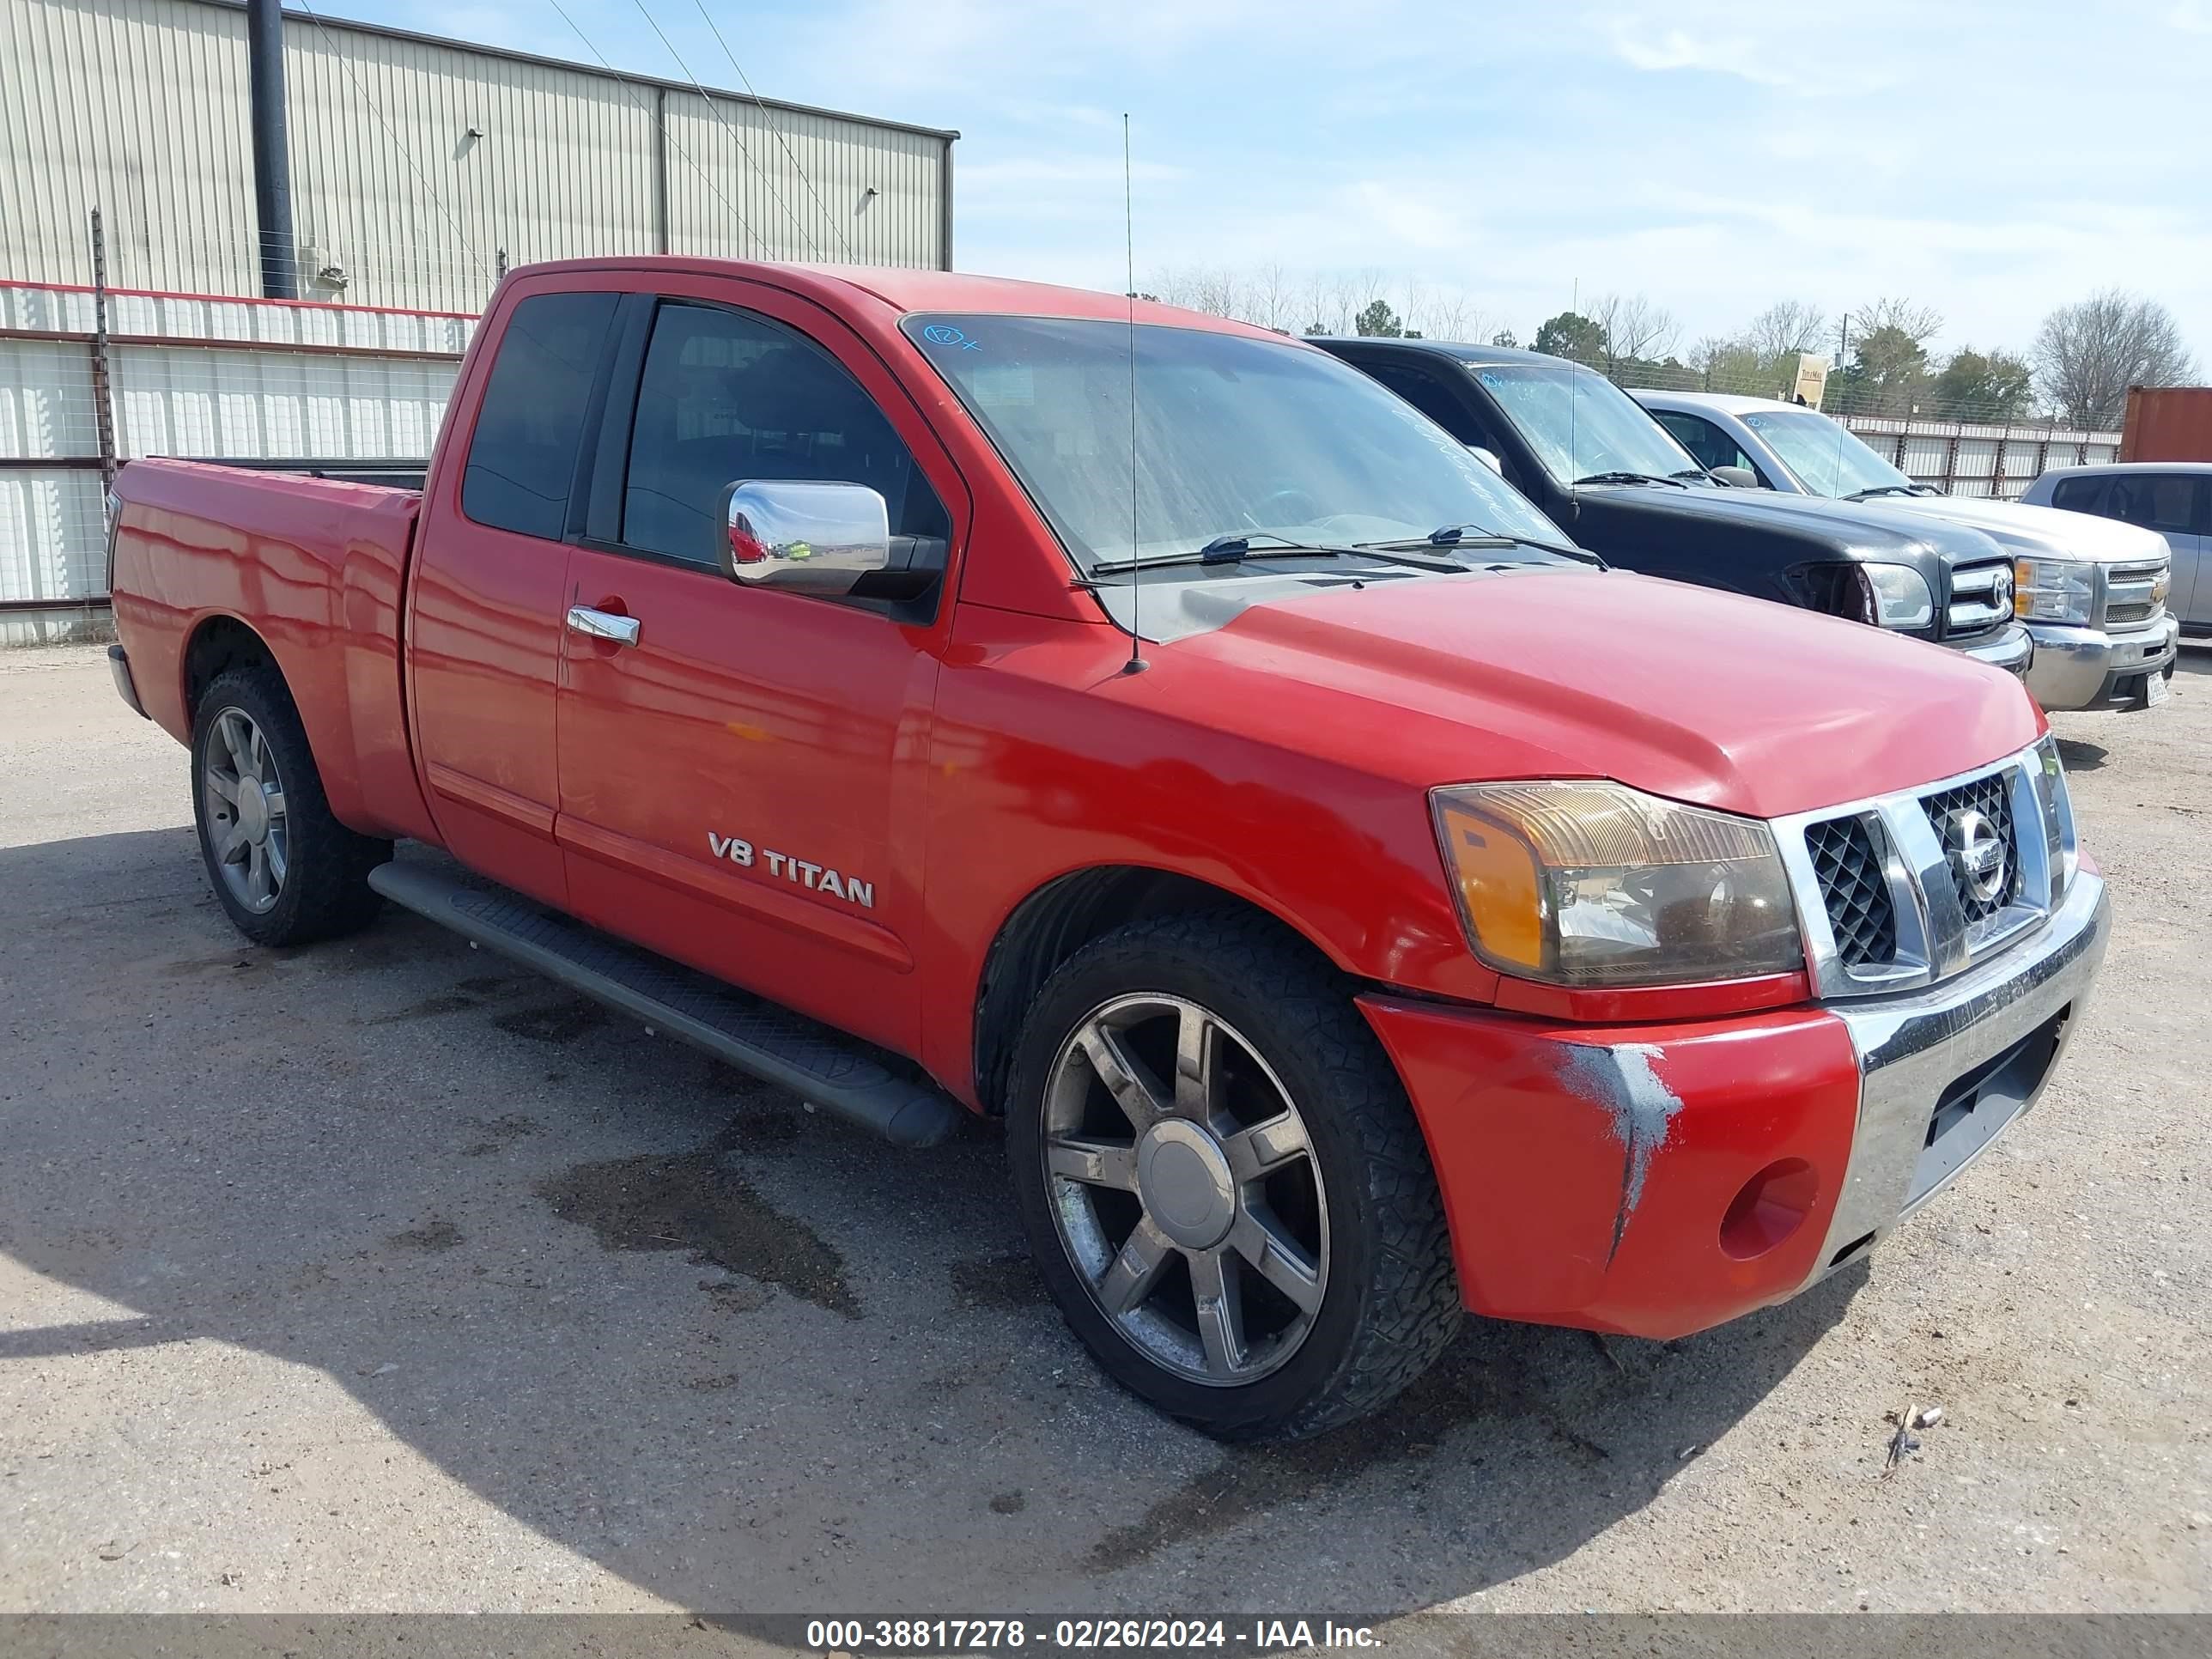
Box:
(921, 323), (981, 351)
(969, 363), (1033, 406)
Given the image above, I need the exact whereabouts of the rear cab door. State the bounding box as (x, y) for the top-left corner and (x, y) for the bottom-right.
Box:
(407, 282), (623, 907)
(551, 272), (970, 1059)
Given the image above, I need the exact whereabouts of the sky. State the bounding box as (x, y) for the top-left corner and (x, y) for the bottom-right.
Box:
(350, 0), (2212, 364)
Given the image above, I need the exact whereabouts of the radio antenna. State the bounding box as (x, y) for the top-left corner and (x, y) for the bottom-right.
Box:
(1121, 111), (1148, 675)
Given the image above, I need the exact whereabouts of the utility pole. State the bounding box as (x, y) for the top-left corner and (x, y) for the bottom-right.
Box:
(246, 0), (298, 299)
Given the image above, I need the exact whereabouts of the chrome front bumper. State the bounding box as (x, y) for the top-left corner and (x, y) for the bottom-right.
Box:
(2025, 614), (2179, 710)
(1950, 621), (2034, 678)
(1798, 868), (2110, 1290)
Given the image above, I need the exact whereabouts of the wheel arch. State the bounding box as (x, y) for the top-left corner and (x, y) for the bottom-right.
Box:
(970, 865), (1349, 1116)
(181, 613), (291, 721)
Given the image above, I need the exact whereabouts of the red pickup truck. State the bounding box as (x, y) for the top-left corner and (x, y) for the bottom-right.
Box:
(108, 258), (2109, 1442)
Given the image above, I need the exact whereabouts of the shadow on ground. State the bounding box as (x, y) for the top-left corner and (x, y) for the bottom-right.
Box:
(0, 828), (1856, 1613)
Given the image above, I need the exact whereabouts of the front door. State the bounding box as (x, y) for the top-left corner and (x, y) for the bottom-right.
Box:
(553, 290), (961, 1058)
(2110, 472), (2209, 625)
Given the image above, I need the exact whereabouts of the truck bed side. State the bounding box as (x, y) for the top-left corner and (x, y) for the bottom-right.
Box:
(109, 458), (440, 844)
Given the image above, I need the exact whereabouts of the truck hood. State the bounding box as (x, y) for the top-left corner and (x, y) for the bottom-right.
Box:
(1840, 494), (2172, 563)
(1179, 566), (2041, 821)
(1583, 481), (2012, 565)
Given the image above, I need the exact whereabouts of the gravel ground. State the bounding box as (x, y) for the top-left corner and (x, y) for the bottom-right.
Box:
(1, 642), (2207, 1617)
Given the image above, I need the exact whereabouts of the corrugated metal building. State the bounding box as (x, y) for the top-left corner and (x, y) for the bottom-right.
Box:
(3, 0), (957, 312)
(1, 0), (955, 634)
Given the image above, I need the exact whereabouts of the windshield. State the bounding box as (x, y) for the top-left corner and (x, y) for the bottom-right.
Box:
(1468, 361), (1705, 485)
(1742, 408), (1915, 497)
(902, 314), (1566, 565)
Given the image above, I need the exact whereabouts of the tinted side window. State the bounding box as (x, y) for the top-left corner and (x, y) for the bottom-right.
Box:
(2050, 476), (2106, 514)
(1364, 362), (1484, 445)
(1656, 412), (1751, 474)
(2111, 474), (2198, 536)
(462, 291), (619, 540)
(622, 302), (948, 568)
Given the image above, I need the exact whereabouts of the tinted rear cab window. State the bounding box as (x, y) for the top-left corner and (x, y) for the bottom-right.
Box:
(462, 291), (620, 539)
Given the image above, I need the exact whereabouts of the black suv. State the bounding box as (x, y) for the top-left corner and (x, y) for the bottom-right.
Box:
(1319, 339), (2033, 674)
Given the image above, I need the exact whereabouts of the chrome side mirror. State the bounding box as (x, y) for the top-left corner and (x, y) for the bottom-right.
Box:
(1710, 465), (1761, 489)
(721, 479), (891, 592)
(1467, 445), (1504, 474)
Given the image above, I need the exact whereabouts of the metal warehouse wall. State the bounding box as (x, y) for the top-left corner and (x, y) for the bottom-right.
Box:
(3, 0), (956, 313)
(0, 279), (469, 639)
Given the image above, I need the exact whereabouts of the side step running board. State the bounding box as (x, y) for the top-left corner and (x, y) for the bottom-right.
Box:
(368, 861), (965, 1148)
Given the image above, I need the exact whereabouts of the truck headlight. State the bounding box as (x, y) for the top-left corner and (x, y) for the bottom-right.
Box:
(2014, 556), (2096, 625)
(2033, 736), (2079, 897)
(1431, 781), (1804, 987)
(1861, 563), (1934, 629)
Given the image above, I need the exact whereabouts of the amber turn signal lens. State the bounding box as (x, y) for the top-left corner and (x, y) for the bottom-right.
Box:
(1431, 793), (1547, 975)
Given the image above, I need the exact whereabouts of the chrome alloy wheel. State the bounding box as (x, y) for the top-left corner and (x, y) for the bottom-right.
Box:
(1041, 994), (1329, 1385)
(203, 708), (289, 914)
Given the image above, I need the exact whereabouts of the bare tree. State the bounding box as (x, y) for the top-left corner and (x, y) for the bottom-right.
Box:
(1586, 292), (1680, 373)
(1327, 272), (1362, 336)
(2033, 289), (2200, 428)
(1298, 270), (1335, 335)
(1741, 300), (1828, 362)
(1249, 263), (1293, 333)
(1398, 275), (1429, 337)
(1852, 296), (1944, 349)
(1424, 291), (1480, 343)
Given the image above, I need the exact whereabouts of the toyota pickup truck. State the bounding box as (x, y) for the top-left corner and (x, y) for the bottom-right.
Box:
(1633, 389), (2181, 712)
(107, 259), (2109, 1442)
(1318, 339), (2037, 678)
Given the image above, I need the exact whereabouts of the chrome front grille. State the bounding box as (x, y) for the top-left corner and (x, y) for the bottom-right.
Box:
(2101, 558), (2169, 629)
(1919, 770), (2021, 924)
(1946, 560), (2014, 635)
(1778, 740), (2076, 1000)
(1805, 817), (1897, 967)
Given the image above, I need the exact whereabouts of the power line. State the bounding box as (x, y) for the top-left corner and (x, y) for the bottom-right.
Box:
(625, 0), (828, 262)
(291, 0), (489, 282)
(543, 0), (756, 246)
(689, 0), (853, 261)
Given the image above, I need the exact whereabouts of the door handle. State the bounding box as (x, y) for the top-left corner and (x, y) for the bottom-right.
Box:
(567, 605), (641, 647)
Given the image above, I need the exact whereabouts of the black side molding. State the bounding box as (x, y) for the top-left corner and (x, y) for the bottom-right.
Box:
(368, 861), (965, 1148)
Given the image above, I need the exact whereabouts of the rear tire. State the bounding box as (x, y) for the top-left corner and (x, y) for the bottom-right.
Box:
(191, 667), (389, 946)
(1006, 909), (1462, 1441)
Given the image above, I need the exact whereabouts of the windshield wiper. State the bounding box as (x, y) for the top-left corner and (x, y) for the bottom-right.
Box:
(1358, 524), (1606, 568)
(1668, 468), (1712, 482)
(1089, 532), (1358, 574)
(1845, 483), (1930, 500)
(1574, 471), (1688, 489)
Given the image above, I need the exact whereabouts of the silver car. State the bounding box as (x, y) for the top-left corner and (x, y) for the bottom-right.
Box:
(1635, 389), (2182, 714)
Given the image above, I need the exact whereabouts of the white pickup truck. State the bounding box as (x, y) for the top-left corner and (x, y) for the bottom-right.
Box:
(1634, 389), (2180, 714)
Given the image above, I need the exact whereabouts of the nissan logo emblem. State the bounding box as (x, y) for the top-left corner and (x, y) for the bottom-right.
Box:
(1945, 808), (2008, 904)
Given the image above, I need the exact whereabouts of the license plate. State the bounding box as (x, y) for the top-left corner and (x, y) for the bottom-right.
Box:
(2148, 668), (2171, 706)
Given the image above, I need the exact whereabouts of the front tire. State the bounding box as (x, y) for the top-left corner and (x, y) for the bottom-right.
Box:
(191, 667), (389, 946)
(1006, 911), (1462, 1441)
